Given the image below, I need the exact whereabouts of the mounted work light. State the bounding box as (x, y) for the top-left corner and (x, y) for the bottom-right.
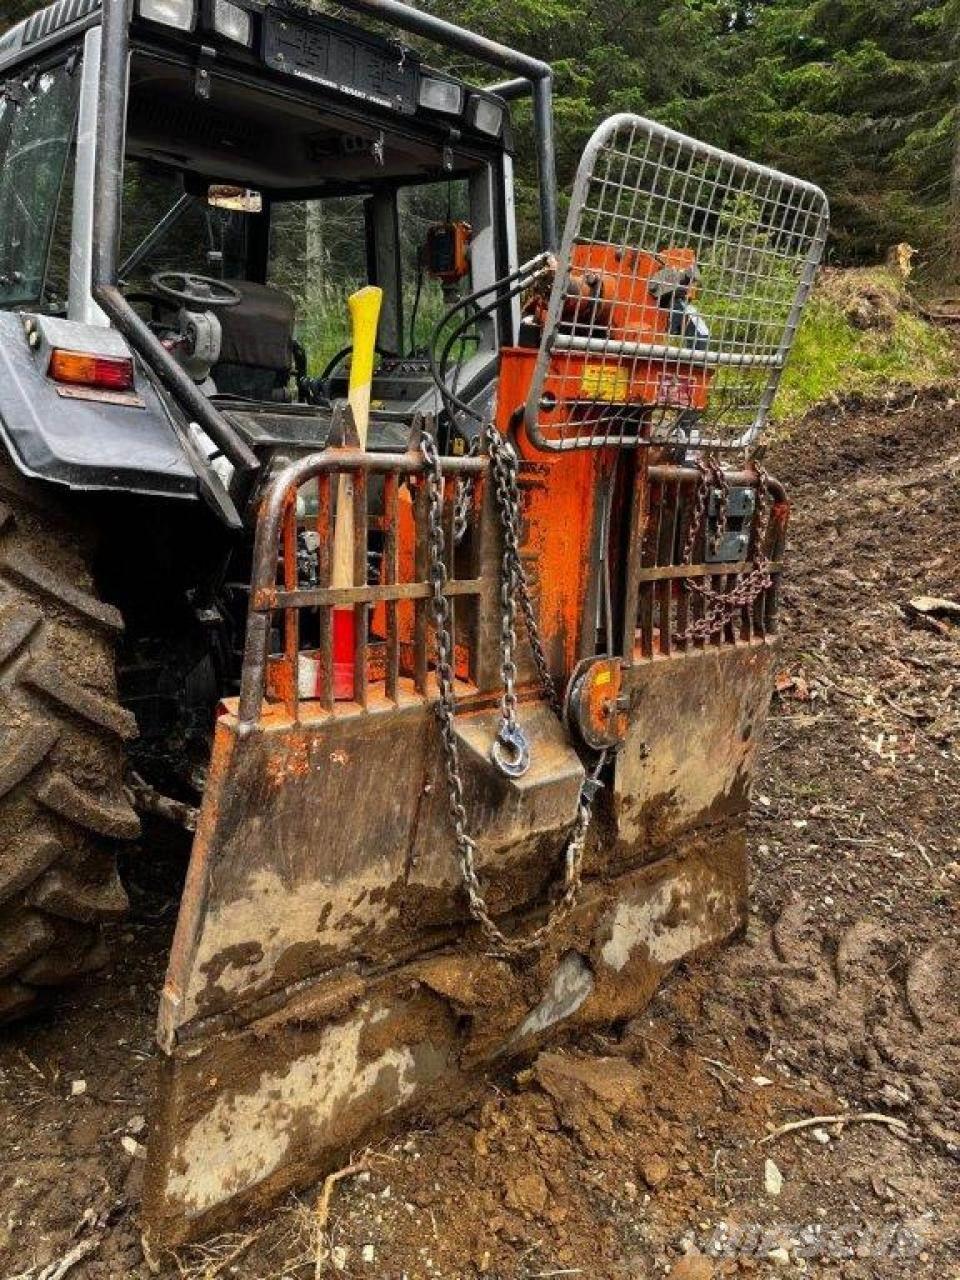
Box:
(206, 0), (254, 46)
(137, 0), (196, 32)
(418, 76), (464, 116)
(467, 95), (504, 138)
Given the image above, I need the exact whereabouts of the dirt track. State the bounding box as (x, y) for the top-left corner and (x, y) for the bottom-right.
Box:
(0, 391), (958, 1279)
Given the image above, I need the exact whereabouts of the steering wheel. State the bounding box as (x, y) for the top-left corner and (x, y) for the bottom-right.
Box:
(150, 271), (242, 309)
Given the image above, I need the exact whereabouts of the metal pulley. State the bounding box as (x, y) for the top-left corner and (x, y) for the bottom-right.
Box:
(564, 656), (629, 752)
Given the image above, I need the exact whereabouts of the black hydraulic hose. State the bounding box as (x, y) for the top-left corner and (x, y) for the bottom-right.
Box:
(431, 271), (537, 425)
(426, 255), (549, 405)
(433, 292), (521, 424)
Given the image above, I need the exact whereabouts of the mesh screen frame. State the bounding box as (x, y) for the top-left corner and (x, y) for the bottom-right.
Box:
(523, 113), (830, 453)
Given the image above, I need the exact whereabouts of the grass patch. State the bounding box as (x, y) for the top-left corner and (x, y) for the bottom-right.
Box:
(774, 267), (958, 422)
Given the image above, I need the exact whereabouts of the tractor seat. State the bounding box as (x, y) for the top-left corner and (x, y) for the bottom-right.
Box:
(212, 280), (297, 402)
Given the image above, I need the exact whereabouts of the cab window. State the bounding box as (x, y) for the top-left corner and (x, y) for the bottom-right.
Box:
(119, 158), (249, 292)
(0, 59), (81, 309)
(398, 178), (471, 355)
(268, 195), (368, 375)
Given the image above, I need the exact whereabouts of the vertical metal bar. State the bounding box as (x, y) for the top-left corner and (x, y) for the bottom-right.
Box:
(620, 451), (650, 659)
(282, 494), (299, 721)
(384, 473), (400, 703)
(413, 480), (429, 696)
(444, 477), (458, 680)
(656, 480), (678, 657)
(316, 474), (334, 711)
(765, 501), (787, 635)
(352, 472), (369, 709)
(675, 479), (690, 653)
(693, 494), (707, 651)
(69, 28), (108, 326)
(711, 562), (725, 650)
(639, 478), (659, 658)
(531, 73), (558, 250)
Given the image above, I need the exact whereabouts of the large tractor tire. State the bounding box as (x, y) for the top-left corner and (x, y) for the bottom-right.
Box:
(0, 465), (139, 1023)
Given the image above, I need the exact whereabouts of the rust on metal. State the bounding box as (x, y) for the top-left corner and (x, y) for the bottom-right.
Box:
(147, 396), (790, 1245)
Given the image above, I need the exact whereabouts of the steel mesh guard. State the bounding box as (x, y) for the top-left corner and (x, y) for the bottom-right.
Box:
(523, 114), (829, 453)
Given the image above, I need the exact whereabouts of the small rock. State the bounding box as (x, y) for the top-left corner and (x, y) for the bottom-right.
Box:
(671, 1254), (714, 1279)
(127, 1114), (146, 1135)
(505, 1171), (548, 1213)
(641, 1155), (671, 1188)
(361, 1244), (375, 1264)
(331, 1245), (349, 1271)
(811, 1128), (831, 1145)
(752, 1076), (774, 1087)
(70, 1079), (86, 1097)
(764, 1158), (784, 1197)
(767, 1246), (790, 1266)
(121, 1135), (145, 1158)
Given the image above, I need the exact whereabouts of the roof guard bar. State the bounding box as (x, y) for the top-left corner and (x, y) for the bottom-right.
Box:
(332, 0), (558, 251)
(90, 0), (558, 513)
(91, 0), (259, 518)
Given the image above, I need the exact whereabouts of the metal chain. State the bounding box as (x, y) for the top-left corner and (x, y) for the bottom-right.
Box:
(452, 438), (480, 544)
(675, 457), (773, 645)
(483, 420), (563, 718)
(420, 428), (606, 956)
(485, 426), (526, 771)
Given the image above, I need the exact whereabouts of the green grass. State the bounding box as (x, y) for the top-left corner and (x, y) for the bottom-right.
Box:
(295, 280), (459, 376)
(293, 265), (957, 423)
(774, 267), (958, 423)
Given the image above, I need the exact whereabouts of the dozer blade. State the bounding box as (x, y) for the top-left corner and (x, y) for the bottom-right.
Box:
(142, 699), (755, 1246)
(139, 440), (777, 1248)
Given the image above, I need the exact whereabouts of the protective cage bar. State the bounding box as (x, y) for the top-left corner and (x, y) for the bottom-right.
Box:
(238, 446), (488, 726)
(624, 464), (788, 661)
(524, 114), (829, 452)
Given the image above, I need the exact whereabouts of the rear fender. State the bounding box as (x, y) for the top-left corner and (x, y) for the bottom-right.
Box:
(0, 311), (198, 498)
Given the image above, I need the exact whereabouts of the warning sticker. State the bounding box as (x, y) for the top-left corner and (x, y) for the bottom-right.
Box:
(581, 364), (630, 402)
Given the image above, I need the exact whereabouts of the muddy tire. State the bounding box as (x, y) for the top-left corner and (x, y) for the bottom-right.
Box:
(0, 466), (139, 1023)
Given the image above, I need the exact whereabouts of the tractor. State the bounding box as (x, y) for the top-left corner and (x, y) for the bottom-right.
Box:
(0, 0), (828, 1246)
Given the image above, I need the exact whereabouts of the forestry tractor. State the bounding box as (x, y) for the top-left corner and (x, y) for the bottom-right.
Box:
(0, 0), (828, 1245)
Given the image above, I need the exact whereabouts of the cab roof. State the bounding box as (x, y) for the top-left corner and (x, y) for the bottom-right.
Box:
(0, 0), (513, 155)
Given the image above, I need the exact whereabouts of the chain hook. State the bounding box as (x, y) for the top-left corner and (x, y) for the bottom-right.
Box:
(418, 425), (606, 957)
(491, 721), (531, 778)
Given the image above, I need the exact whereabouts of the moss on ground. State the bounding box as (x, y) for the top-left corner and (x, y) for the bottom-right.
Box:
(774, 266), (958, 423)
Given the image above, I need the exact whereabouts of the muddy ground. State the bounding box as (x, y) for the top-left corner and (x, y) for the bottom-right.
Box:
(0, 389), (958, 1280)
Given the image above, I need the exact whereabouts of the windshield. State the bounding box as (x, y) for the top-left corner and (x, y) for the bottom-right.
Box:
(121, 165), (479, 374)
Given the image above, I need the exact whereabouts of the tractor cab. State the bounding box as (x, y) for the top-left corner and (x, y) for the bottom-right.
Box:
(0, 0), (522, 482)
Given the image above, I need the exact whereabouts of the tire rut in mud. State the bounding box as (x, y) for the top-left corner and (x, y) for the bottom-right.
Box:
(723, 899), (960, 1157)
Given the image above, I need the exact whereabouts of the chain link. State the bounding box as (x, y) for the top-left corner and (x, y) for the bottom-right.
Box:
(452, 438), (480, 545)
(420, 428), (606, 957)
(674, 457), (773, 645)
(483, 421), (563, 718)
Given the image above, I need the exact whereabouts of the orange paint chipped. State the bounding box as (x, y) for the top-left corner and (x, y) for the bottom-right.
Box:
(498, 347), (603, 680)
